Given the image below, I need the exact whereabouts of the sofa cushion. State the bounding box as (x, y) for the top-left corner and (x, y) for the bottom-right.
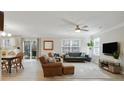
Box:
(69, 57), (83, 59)
(68, 52), (81, 57)
(48, 57), (56, 63)
(81, 52), (85, 57)
(65, 54), (70, 58)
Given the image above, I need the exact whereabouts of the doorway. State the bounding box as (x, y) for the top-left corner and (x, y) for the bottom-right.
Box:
(23, 39), (37, 59)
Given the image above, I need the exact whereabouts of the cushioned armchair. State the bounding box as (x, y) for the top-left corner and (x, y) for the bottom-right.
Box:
(39, 56), (63, 77)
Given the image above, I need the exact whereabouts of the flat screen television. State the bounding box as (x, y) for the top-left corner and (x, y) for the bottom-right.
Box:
(103, 42), (118, 54)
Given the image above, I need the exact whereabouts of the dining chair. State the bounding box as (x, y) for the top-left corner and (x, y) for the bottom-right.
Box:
(12, 52), (24, 71)
(1, 51), (8, 72)
(1, 60), (8, 72)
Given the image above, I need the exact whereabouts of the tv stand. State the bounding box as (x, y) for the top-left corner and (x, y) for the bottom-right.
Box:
(99, 59), (121, 74)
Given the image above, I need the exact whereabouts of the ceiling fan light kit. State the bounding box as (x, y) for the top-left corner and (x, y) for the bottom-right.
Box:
(75, 29), (81, 32)
(75, 25), (81, 32)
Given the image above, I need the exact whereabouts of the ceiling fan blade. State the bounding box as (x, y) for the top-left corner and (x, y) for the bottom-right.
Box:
(61, 18), (77, 26)
(80, 29), (88, 31)
(82, 25), (88, 28)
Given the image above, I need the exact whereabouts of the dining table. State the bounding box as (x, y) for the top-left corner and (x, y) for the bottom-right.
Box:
(1, 55), (18, 73)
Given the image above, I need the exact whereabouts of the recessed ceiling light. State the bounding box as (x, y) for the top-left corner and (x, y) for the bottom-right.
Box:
(7, 33), (12, 37)
(1, 32), (6, 36)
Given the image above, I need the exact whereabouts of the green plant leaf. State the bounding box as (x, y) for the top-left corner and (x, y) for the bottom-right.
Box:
(113, 51), (120, 59)
(87, 40), (94, 49)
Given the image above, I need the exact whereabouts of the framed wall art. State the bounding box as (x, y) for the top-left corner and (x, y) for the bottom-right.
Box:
(43, 40), (53, 50)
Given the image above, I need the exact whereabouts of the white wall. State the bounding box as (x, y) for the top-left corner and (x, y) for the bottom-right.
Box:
(3, 36), (89, 57)
(80, 37), (90, 54)
(40, 37), (61, 55)
(0, 36), (21, 50)
(0, 36), (89, 58)
(92, 27), (124, 72)
(40, 37), (89, 56)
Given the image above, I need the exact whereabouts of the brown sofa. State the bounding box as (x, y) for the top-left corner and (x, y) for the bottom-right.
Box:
(39, 56), (63, 77)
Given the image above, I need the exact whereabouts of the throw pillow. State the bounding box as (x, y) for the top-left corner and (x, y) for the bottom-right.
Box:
(81, 53), (85, 57)
(48, 57), (56, 63)
(65, 54), (69, 58)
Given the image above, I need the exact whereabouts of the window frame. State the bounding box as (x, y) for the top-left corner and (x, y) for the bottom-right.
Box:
(93, 37), (100, 56)
(61, 39), (81, 53)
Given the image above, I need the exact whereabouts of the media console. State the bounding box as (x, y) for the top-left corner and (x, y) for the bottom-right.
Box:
(99, 59), (121, 74)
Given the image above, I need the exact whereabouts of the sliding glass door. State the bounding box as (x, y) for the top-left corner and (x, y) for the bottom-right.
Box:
(23, 39), (37, 59)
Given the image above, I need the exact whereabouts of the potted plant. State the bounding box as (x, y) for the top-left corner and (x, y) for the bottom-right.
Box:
(87, 40), (94, 57)
(87, 40), (94, 50)
(113, 51), (120, 59)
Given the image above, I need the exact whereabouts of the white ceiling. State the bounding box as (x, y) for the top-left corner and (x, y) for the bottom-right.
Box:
(4, 11), (124, 38)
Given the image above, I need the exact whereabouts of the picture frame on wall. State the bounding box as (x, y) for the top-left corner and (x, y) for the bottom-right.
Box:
(43, 40), (53, 50)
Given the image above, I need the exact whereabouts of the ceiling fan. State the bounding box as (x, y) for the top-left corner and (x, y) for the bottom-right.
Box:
(62, 18), (89, 32)
(75, 25), (88, 32)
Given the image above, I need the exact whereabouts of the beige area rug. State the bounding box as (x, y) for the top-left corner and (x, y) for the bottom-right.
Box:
(45, 62), (111, 79)
(44, 62), (124, 80)
(24, 60), (112, 79)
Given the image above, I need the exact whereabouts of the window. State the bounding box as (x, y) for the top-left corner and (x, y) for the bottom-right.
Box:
(93, 38), (100, 56)
(1, 38), (15, 49)
(61, 39), (80, 53)
(2, 39), (10, 49)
